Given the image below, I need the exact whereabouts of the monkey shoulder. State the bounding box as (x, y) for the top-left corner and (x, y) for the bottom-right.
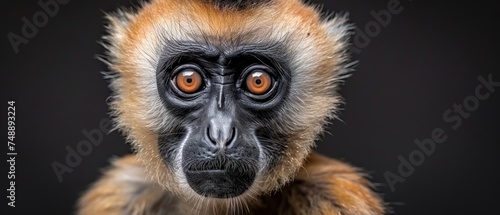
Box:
(274, 152), (385, 215)
(77, 155), (181, 215)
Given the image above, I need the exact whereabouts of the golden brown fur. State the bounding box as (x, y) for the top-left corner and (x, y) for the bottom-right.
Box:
(79, 153), (383, 215)
(78, 0), (385, 214)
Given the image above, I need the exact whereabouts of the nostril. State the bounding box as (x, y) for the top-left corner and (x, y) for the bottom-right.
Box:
(207, 126), (217, 146)
(226, 127), (236, 147)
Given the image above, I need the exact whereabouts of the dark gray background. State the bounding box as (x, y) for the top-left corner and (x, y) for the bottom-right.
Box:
(1, 0), (499, 214)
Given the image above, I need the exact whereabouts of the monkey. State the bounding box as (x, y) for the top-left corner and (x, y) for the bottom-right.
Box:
(77, 0), (386, 214)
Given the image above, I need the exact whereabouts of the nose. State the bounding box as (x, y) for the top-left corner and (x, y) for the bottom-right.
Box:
(206, 117), (236, 149)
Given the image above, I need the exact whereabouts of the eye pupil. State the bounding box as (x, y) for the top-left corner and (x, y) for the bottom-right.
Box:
(246, 70), (272, 95)
(175, 69), (202, 94)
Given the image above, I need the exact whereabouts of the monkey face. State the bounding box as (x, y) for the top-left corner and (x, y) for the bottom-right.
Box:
(105, 0), (352, 201)
(155, 42), (291, 198)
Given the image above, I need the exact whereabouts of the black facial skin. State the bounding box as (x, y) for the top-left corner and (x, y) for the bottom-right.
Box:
(156, 41), (291, 198)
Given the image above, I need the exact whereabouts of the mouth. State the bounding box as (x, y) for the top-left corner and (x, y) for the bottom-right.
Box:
(184, 169), (255, 198)
(183, 159), (257, 198)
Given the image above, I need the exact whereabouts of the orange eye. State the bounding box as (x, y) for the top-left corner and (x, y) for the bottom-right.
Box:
(245, 70), (272, 95)
(175, 70), (203, 93)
